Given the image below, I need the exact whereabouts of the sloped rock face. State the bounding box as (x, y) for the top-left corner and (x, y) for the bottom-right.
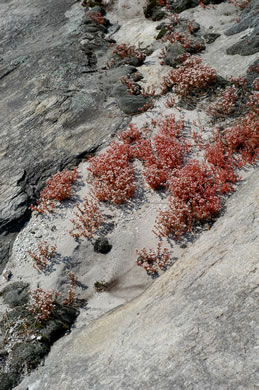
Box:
(1, 0), (259, 388)
(1, 0), (258, 273)
(15, 169), (259, 390)
(0, 295), (78, 390)
(226, 0), (259, 56)
(0, 0), (132, 271)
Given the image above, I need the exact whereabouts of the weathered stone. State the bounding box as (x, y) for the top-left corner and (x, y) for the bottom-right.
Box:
(111, 81), (150, 115)
(246, 58), (259, 90)
(104, 66), (138, 86)
(0, 302), (79, 389)
(156, 25), (168, 40)
(0, 373), (15, 390)
(143, 0), (160, 19)
(116, 56), (145, 67)
(168, 0), (225, 13)
(225, 0), (259, 55)
(0, 0), (129, 272)
(226, 28), (259, 56)
(1, 2), (259, 389)
(164, 43), (186, 67)
(2, 269), (13, 282)
(117, 94), (149, 115)
(0, 282), (30, 308)
(204, 32), (220, 44)
(186, 37), (206, 54)
(225, 0), (259, 36)
(151, 8), (165, 21)
(182, 20), (200, 33)
(94, 237), (112, 254)
(170, 0), (200, 13)
(14, 169), (259, 390)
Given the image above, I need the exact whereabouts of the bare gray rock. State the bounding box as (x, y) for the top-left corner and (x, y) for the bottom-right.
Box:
(15, 169), (259, 390)
(164, 43), (186, 67)
(0, 0), (132, 271)
(93, 237), (112, 254)
(225, 0), (259, 56)
(0, 282), (29, 308)
(225, 0), (259, 36)
(168, 0), (225, 14)
(1, 2), (258, 388)
(226, 28), (259, 56)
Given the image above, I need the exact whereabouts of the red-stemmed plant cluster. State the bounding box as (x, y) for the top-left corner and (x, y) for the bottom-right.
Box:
(138, 100), (155, 113)
(229, 0), (251, 9)
(159, 45), (191, 67)
(143, 116), (190, 188)
(112, 43), (146, 62)
(30, 168), (78, 213)
(87, 116), (190, 201)
(121, 75), (142, 95)
(247, 92), (259, 115)
(206, 86), (238, 118)
(162, 31), (204, 54)
(134, 116), (190, 189)
(28, 288), (60, 322)
(153, 160), (221, 238)
(28, 242), (57, 272)
(252, 79), (259, 91)
(161, 57), (217, 96)
(29, 16), (258, 280)
(87, 11), (105, 25)
(88, 142), (135, 204)
(152, 96), (258, 240)
(161, 31), (193, 48)
(224, 111), (259, 166)
(205, 138), (239, 194)
(206, 76), (253, 120)
(136, 242), (170, 275)
(63, 270), (77, 306)
(69, 196), (103, 239)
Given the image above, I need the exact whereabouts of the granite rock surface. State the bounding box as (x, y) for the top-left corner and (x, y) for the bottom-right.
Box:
(15, 169), (259, 390)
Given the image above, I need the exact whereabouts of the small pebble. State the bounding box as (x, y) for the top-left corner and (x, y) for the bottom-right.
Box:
(2, 270), (13, 281)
